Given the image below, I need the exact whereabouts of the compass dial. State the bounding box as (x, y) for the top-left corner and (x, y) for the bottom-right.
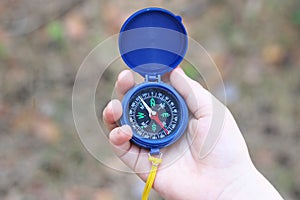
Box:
(127, 86), (181, 140)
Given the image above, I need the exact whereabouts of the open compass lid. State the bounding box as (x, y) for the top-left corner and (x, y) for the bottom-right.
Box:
(119, 7), (188, 77)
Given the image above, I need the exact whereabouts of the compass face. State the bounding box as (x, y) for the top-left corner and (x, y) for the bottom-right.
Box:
(126, 86), (181, 140)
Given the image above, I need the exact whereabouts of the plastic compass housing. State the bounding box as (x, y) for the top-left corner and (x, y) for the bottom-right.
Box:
(119, 7), (188, 154)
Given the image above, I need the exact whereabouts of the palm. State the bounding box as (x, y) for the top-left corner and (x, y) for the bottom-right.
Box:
(126, 109), (252, 200)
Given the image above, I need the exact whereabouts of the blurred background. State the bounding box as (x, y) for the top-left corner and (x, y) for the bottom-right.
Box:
(0, 0), (300, 199)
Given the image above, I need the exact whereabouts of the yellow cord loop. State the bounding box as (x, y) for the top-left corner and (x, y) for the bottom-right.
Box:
(142, 153), (163, 200)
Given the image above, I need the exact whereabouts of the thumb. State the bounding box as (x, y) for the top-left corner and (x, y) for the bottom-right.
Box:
(170, 67), (213, 119)
(170, 67), (226, 159)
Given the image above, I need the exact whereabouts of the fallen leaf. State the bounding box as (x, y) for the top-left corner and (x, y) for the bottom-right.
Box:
(102, 3), (125, 33)
(210, 52), (232, 79)
(0, 102), (10, 118)
(64, 187), (82, 200)
(64, 12), (86, 40)
(64, 186), (95, 200)
(32, 115), (60, 144)
(262, 44), (286, 66)
(93, 188), (114, 200)
(12, 103), (60, 144)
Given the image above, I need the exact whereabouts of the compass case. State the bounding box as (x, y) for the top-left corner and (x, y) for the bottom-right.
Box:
(120, 82), (188, 150)
(118, 8), (189, 152)
(119, 7), (188, 77)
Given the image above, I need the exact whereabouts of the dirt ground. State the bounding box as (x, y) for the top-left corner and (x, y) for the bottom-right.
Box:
(0, 0), (300, 199)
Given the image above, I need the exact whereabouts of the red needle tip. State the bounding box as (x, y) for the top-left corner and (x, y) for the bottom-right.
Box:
(150, 115), (169, 135)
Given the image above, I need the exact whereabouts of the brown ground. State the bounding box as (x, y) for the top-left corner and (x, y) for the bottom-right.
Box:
(0, 0), (300, 199)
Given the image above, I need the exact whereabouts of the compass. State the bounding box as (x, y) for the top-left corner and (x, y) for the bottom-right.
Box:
(119, 7), (188, 154)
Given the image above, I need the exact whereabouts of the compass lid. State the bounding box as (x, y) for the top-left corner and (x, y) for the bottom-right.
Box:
(119, 7), (188, 77)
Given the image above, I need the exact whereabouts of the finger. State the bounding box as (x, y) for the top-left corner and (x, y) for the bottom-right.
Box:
(115, 70), (135, 99)
(109, 125), (132, 157)
(170, 67), (213, 119)
(109, 125), (150, 175)
(161, 70), (171, 83)
(103, 99), (122, 132)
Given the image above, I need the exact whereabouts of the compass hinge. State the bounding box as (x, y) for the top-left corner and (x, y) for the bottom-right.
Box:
(145, 75), (161, 82)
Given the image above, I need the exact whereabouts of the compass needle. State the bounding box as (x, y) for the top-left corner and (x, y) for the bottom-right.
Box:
(150, 114), (169, 134)
(138, 96), (156, 116)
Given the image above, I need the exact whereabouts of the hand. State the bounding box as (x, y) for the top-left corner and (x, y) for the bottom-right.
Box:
(103, 68), (283, 199)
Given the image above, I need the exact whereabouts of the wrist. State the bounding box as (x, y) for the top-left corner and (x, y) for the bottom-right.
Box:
(218, 167), (283, 200)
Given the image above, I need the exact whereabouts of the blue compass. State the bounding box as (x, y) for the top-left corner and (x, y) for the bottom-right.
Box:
(119, 7), (188, 155)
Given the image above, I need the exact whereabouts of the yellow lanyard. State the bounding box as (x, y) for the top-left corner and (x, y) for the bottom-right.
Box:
(142, 153), (163, 200)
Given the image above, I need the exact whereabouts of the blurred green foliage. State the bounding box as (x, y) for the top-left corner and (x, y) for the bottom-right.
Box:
(46, 21), (65, 44)
(182, 62), (199, 80)
(0, 42), (7, 58)
(292, 8), (300, 26)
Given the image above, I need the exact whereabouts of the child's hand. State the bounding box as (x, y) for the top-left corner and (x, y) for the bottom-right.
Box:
(103, 67), (283, 200)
